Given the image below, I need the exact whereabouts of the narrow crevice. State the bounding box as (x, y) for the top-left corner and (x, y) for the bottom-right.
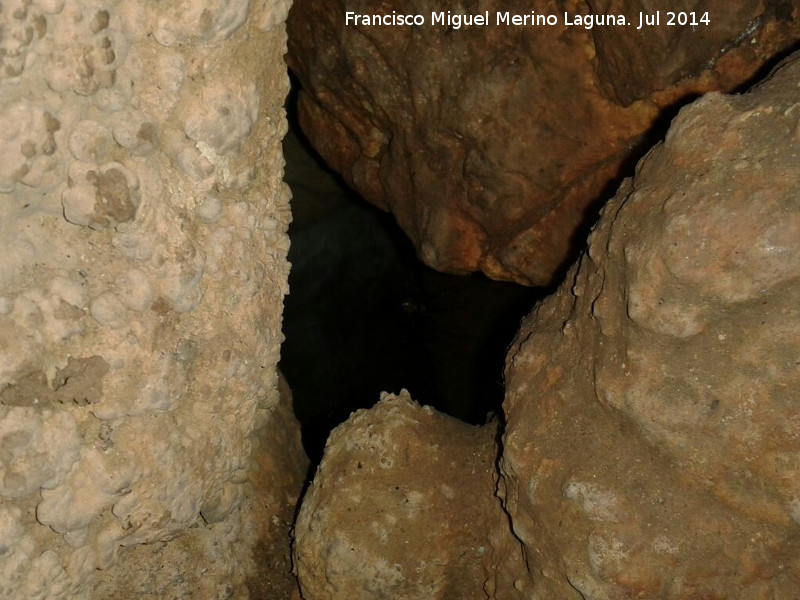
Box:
(280, 90), (544, 466)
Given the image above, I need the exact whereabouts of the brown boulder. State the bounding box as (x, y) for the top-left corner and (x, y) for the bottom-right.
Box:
(287, 0), (800, 285)
(292, 50), (800, 599)
(498, 52), (800, 597)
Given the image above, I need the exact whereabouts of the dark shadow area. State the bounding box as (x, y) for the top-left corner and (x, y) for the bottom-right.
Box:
(280, 86), (543, 464)
(732, 38), (800, 93)
(281, 33), (800, 465)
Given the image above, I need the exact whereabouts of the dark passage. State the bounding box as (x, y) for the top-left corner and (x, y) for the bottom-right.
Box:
(280, 123), (544, 464)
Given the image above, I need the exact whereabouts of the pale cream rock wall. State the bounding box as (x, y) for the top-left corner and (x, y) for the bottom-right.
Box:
(0, 0), (299, 597)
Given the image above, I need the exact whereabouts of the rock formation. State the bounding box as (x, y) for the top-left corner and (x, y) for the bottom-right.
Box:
(294, 391), (527, 600)
(287, 0), (800, 285)
(293, 52), (800, 598)
(0, 0), (305, 597)
(281, 128), (542, 462)
(498, 51), (800, 599)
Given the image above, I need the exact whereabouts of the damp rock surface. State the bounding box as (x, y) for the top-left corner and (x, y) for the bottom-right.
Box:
(0, 0), (301, 597)
(293, 391), (527, 600)
(287, 0), (800, 285)
(498, 52), (800, 598)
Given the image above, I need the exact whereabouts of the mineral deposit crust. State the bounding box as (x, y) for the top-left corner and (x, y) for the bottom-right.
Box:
(0, 0), (305, 597)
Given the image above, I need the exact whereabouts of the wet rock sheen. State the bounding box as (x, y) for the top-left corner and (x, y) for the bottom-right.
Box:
(288, 0), (800, 285)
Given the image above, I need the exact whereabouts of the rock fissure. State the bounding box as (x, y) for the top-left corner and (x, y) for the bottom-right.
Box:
(290, 47), (800, 600)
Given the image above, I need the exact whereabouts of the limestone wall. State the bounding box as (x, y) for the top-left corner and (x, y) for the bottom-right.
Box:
(0, 0), (302, 597)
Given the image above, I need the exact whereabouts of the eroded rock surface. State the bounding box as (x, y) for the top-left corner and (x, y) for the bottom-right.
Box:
(293, 51), (800, 600)
(294, 391), (527, 600)
(287, 0), (800, 285)
(0, 0), (302, 597)
(498, 53), (800, 598)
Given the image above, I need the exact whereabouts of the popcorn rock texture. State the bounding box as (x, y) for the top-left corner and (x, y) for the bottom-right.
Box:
(0, 0), (304, 597)
(293, 52), (800, 599)
(294, 391), (527, 600)
(287, 0), (800, 285)
(498, 52), (800, 598)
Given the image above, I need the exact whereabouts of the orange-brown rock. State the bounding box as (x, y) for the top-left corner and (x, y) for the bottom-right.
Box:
(498, 51), (800, 597)
(293, 51), (800, 599)
(287, 0), (800, 285)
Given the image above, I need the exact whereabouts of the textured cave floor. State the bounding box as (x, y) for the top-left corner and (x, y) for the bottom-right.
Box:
(280, 122), (544, 464)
